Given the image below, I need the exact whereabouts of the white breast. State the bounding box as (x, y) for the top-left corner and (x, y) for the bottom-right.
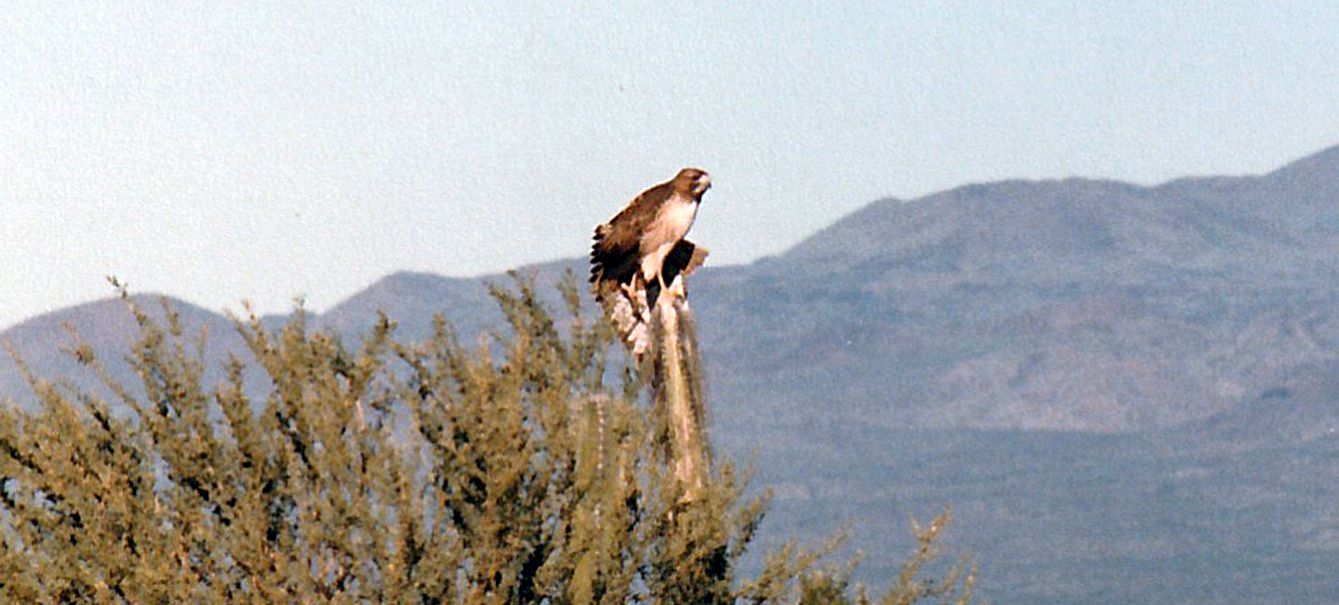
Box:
(661, 197), (699, 241)
(637, 196), (699, 283)
(639, 195), (699, 259)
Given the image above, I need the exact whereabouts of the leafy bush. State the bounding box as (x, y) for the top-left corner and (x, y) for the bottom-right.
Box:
(0, 276), (974, 604)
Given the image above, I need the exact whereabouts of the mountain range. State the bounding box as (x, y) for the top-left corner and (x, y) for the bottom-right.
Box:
(6, 145), (1339, 603)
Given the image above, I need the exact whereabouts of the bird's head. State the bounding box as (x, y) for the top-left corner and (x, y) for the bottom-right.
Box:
(673, 167), (711, 200)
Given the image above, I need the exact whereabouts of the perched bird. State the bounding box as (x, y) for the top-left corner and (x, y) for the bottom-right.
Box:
(591, 168), (711, 359)
(590, 167), (711, 308)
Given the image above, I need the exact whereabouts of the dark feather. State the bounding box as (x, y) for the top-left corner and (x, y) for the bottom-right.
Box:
(647, 240), (708, 308)
(589, 180), (673, 299)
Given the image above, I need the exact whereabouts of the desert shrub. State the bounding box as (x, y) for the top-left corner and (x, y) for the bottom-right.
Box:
(0, 276), (973, 604)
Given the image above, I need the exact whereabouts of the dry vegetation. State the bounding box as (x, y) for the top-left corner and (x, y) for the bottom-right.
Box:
(0, 275), (973, 604)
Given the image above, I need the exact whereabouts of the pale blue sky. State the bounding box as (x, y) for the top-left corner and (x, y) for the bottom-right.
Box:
(3, 1), (1338, 328)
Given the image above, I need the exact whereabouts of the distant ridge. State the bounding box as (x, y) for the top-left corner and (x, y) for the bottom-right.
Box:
(8, 144), (1339, 433)
(0, 295), (251, 411)
(6, 144), (1339, 604)
(1265, 142), (1339, 181)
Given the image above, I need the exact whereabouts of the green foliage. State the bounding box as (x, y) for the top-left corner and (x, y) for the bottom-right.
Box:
(0, 275), (975, 604)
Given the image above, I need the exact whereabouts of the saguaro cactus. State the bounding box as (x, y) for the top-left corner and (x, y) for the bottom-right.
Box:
(651, 294), (710, 500)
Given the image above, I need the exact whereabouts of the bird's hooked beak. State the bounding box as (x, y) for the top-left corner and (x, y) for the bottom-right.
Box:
(694, 173), (712, 196)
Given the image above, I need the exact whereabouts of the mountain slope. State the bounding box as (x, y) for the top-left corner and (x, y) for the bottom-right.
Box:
(692, 146), (1339, 435)
(8, 147), (1339, 435)
(5, 144), (1339, 604)
(0, 295), (260, 411)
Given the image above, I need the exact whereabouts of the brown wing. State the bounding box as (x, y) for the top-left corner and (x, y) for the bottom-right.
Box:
(589, 180), (672, 299)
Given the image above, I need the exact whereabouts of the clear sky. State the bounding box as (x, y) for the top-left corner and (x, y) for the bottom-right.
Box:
(3, 1), (1338, 329)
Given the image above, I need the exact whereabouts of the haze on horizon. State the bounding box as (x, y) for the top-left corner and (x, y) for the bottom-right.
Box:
(3, 1), (1338, 329)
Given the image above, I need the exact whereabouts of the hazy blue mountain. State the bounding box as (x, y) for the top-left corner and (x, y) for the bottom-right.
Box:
(5, 145), (1339, 603)
(0, 295), (263, 413)
(693, 145), (1339, 436)
(313, 259), (587, 342)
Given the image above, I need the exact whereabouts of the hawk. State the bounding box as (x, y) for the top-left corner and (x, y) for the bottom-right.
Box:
(591, 168), (712, 357)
